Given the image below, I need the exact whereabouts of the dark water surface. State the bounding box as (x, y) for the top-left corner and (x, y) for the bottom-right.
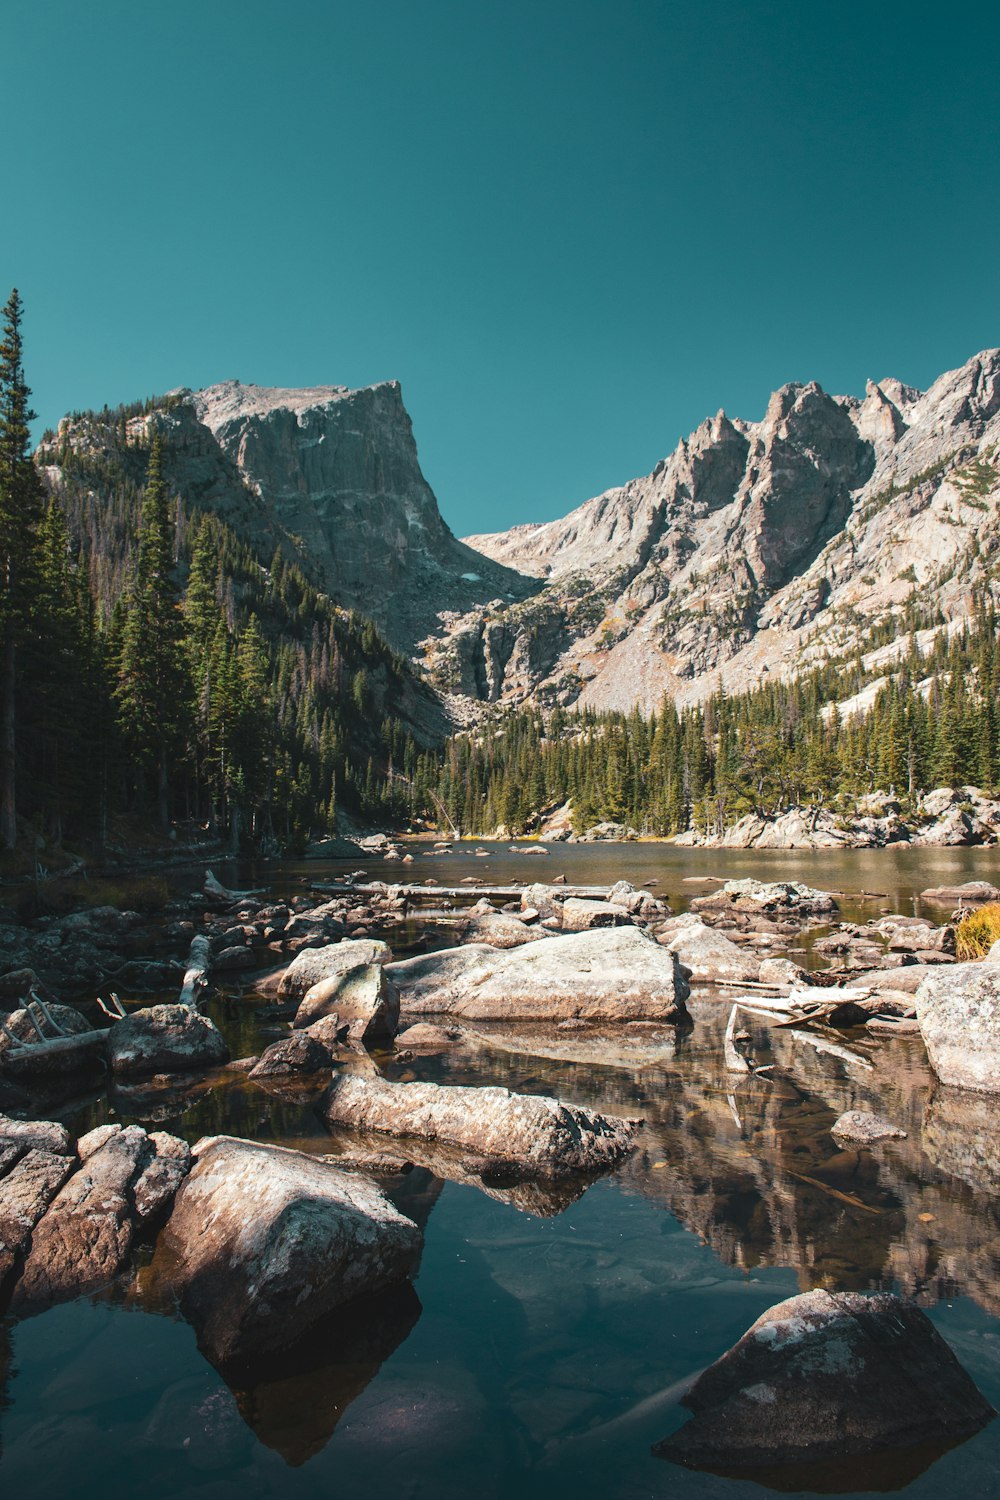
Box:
(5, 843), (1000, 1498)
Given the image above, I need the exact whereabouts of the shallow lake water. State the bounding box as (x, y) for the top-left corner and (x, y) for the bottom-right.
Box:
(5, 842), (1000, 1498)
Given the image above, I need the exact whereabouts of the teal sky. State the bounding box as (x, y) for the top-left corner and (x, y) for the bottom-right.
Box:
(7, 1), (1000, 534)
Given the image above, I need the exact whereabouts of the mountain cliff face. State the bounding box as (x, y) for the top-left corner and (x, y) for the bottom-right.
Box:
(38, 352), (1000, 726)
(39, 379), (534, 659)
(456, 349), (1000, 711)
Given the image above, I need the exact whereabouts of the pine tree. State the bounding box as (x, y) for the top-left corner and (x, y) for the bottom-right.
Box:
(115, 432), (192, 826)
(0, 290), (44, 849)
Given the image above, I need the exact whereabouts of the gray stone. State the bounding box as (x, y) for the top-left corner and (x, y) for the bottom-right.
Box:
(107, 1004), (230, 1078)
(916, 960), (1000, 1091)
(655, 1289), (994, 1477)
(323, 1074), (639, 1177)
(387, 927), (689, 1023)
(13, 1126), (154, 1308)
(657, 913), (760, 983)
(248, 1032), (334, 1079)
(156, 1135), (422, 1363)
(277, 939), (392, 1002)
(831, 1110), (907, 1144)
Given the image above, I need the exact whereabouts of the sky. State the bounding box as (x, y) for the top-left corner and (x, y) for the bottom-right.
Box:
(6, 1), (1000, 536)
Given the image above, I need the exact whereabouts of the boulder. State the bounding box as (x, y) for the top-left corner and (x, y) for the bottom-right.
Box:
(323, 1074), (638, 1178)
(155, 1136), (422, 1363)
(294, 963), (399, 1045)
(458, 910), (549, 949)
(916, 960), (1000, 1091)
(692, 879), (837, 916)
(655, 1290), (994, 1480)
(277, 938), (392, 1002)
(12, 1125), (155, 1308)
(558, 898), (631, 932)
(133, 1132), (192, 1225)
(657, 914), (759, 983)
(386, 927), (690, 1023)
(831, 1110), (907, 1144)
(107, 1004), (229, 1078)
(0, 1002), (93, 1063)
(248, 1032), (334, 1079)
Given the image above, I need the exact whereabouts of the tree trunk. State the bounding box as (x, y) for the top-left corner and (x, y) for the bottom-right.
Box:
(0, 624), (16, 850)
(158, 744), (169, 831)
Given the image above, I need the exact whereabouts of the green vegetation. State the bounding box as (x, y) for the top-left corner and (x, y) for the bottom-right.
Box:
(417, 599), (1000, 836)
(956, 903), (1000, 960)
(2, 291), (430, 857)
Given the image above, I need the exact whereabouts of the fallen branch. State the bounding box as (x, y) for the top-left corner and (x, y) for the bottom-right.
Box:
(179, 933), (213, 1010)
(724, 1004), (749, 1074)
(204, 869), (266, 903)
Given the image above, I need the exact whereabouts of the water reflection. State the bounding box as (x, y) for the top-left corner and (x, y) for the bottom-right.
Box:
(397, 1006), (1000, 1321)
(218, 1281), (423, 1466)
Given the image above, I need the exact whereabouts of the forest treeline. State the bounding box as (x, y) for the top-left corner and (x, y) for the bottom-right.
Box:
(414, 602), (1000, 836)
(0, 290), (428, 860)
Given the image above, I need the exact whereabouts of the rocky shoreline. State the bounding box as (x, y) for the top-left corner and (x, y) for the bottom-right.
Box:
(3, 858), (1000, 1480)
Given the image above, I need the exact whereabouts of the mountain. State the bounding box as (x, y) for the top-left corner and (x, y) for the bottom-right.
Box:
(456, 350), (1000, 711)
(38, 352), (1000, 730)
(39, 379), (534, 661)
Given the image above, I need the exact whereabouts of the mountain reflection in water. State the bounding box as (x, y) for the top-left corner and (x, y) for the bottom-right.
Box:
(4, 983), (1000, 1493)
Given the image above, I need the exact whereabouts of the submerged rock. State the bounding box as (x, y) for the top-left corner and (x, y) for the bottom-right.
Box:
(916, 960), (1000, 1092)
(107, 1004), (229, 1078)
(386, 927), (690, 1023)
(156, 1136), (422, 1363)
(832, 1110), (907, 1144)
(655, 1289), (994, 1480)
(322, 1074), (639, 1178)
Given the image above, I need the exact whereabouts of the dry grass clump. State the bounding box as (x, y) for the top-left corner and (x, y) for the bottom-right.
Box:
(956, 902), (1000, 960)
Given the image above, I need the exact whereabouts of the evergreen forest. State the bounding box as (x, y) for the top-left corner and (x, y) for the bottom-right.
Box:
(3, 286), (1000, 859)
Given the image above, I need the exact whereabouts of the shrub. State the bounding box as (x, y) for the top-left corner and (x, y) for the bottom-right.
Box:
(955, 903), (1000, 960)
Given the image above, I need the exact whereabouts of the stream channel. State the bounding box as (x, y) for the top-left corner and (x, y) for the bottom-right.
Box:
(5, 841), (1000, 1498)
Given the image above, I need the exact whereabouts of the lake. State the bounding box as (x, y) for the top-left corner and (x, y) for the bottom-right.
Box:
(3, 841), (1000, 1498)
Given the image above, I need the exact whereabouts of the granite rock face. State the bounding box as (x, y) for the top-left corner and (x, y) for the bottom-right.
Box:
(458, 349), (1000, 716)
(157, 1136), (422, 1363)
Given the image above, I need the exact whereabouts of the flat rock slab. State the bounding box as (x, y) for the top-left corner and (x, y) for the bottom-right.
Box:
(323, 1074), (639, 1178)
(386, 927), (690, 1023)
(922, 881), (1000, 904)
(277, 939), (391, 1002)
(156, 1135), (422, 1364)
(656, 1289), (994, 1480)
(107, 1004), (229, 1078)
(832, 1110), (907, 1144)
(916, 960), (1000, 1091)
